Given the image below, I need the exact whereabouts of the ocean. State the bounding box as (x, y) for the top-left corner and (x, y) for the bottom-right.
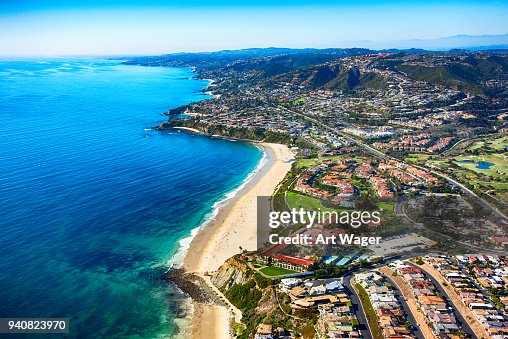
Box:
(0, 59), (263, 337)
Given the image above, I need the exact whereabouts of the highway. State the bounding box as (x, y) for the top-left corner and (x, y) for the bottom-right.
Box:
(396, 197), (508, 255)
(281, 106), (508, 228)
(284, 108), (508, 236)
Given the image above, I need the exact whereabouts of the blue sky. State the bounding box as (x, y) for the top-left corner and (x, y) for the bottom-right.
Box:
(1, 0), (508, 56)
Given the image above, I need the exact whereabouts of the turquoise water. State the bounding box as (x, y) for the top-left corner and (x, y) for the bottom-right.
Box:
(457, 159), (495, 170)
(0, 59), (262, 338)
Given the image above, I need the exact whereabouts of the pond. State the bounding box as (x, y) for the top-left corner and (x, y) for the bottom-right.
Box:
(457, 159), (495, 170)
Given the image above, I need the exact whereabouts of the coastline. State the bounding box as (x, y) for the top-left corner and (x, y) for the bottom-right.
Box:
(181, 141), (294, 339)
(173, 126), (202, 134)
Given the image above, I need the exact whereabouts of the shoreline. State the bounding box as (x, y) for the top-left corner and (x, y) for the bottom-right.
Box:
(181, 140), (294, 339)
(167, 138), (269, 268)
(166, 70), (293, 338)
(183, 141), (294, 273)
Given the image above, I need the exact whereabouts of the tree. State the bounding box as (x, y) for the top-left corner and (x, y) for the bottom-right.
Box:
(301, 324), (316, 339)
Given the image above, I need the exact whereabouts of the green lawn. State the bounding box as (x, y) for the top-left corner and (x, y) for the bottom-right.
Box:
(488, 136), (508, 151)
(259, 266), (297, 277)
(467, 135), (508, 152)
(454, 154), (508, 178)
(376, 202), (395, 214)
(287, 190), (392, 216)
(467, 140), (485, 151)
(295, 157), (324, 170)
(425, 159), (450, 169)
(498, 191), (508, 205)
(292, 97), (306, 105)
(404, 153), (431, 164)
(355, 283), (384, 339)
(286, 191), (338, 213)
(405, 154), (451, 170)
(449, 153), (508, 204)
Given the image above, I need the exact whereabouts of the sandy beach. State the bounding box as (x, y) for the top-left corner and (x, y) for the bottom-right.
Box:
(173, 126), (202, 134)
(189, 304), (231, 339)
(183, 142), (294, 338)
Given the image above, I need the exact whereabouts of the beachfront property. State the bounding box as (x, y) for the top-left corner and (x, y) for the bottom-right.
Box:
(277, 277), (362, 338)
(258, 254), (315, 273)
(354, 271), (414, 338)
(423, 255), (508, 338)
(254, 324), (292, 339)
(148, 49), (508, 338)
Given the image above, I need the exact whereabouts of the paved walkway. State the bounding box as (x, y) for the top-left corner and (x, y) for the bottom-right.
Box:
(202, 274), (243, 323)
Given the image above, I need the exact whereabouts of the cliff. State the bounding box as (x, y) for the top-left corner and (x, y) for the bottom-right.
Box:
(211, 256), (252, 291)
(158, 119), (293, 145)
(209, 255), (316, 338)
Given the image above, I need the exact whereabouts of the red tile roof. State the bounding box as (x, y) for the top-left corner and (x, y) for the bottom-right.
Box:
(274, 255), (314, 267)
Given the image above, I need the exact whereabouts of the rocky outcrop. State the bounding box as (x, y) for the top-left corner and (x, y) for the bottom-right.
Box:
(211, 256), (252, 292)
(163, 268), (220, 304)
(157, 119), (293, 145)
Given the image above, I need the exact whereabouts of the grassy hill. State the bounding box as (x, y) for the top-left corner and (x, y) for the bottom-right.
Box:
(392, 54), (508, 97)
(266, 62), (387, 91)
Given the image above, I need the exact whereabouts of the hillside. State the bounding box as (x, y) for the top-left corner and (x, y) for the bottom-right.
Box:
(123, 47), (373, 71)
(264, 62), (387, 91)
(381, 53), (508, 97)
(222, 48), (373, 79)
(211, 255), (317, 339)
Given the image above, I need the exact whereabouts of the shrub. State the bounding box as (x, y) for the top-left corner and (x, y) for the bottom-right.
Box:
(226, 280), (262, 312)
(254, 273), (271, 289)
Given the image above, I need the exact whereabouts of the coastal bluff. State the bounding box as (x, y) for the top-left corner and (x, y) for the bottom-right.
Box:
(210, 256), (252, 291)
(157, 119), (293, 144)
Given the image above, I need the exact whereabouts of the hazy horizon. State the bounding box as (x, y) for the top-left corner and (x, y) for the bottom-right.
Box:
(1, 0), (508, 56)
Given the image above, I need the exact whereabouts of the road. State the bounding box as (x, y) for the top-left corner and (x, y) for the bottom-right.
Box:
(380, 271), (427, 339)
(281, 106), (508, 223)
(338, 253), (427, 339)
(410, 163), (508, 224)
(455, 264), (508, 322)
(380, 273), (425, 339)
(396, 198), (508, 255)
(406, 262), (478, 338)
(342, 273), (374, 339)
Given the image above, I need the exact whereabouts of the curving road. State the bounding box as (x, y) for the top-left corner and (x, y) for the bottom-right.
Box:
(342, 273), (374, 339)
(281, 106), (507, 223)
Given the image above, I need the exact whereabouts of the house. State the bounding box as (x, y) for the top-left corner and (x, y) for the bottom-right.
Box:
(305, 278), (344, 294)
(255, 324), (273, 339)
(310, 284), (327, 296)
(280, 278), (301, 290)
(272, 255), (315, 272)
